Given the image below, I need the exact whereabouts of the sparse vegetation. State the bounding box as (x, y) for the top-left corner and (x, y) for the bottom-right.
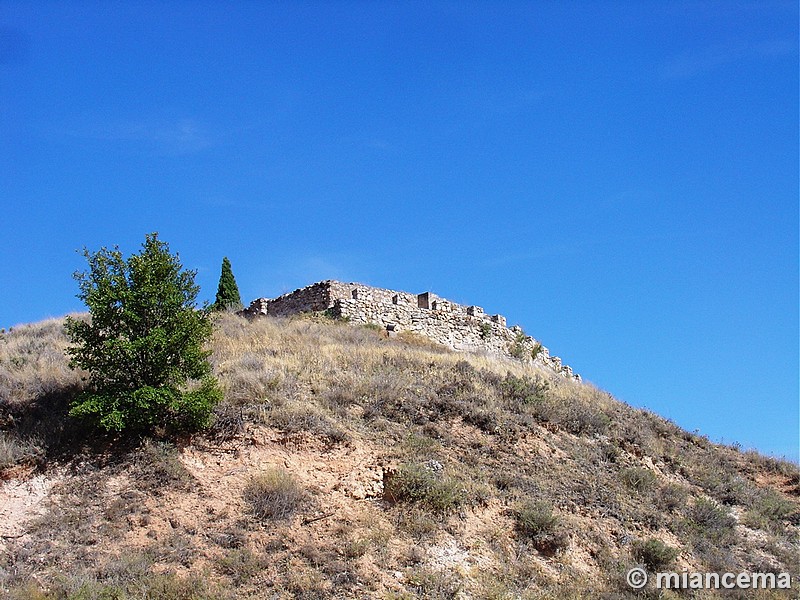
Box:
(1, 311), (798, 599)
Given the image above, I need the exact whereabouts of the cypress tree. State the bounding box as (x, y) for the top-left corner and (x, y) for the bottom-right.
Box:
(213, 256), (243, 312)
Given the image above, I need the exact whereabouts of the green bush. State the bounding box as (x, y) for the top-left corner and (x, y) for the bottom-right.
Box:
(65, 233), (220, 434)
(742, 489), (798, 533)
(509, 330), (529, 360)
(632, 538), (679, 571)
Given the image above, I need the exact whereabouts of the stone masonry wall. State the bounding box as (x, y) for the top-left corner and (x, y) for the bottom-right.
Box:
(241, 280), (579, 380)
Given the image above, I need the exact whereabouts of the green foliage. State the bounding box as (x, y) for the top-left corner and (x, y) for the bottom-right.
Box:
(632, 538), (679, 571)
(509, 330), (529, 359)
(65, 233), (220, 434)
(212, 256), (243, 312)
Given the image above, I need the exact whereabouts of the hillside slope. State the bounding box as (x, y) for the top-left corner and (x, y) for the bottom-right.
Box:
(1, 313), (798, 599)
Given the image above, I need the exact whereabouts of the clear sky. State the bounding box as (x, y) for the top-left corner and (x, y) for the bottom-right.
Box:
(1, 1), (797, 460)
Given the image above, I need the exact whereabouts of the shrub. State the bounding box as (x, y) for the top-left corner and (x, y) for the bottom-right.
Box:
(509, 330), (530, 360)
(512, 500), (568, 555)
(129, 439), (194, 493)
(742, 489), (798, 533)
(65, 233), (221, 433)
(217, 548), (266, 585)
(656, 483), (688, 513)
(406, 566), (462, 599)
(383, 463), (465, 513)
(244, 467), (304, 521)
(632, 538), (679, 571)
(685, 498), (737, 545)
(500, 373), (549, 407)
(620, 467), (657, 493)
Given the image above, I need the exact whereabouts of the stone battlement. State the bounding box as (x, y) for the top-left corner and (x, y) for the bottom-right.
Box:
(241, 280), (579, 380)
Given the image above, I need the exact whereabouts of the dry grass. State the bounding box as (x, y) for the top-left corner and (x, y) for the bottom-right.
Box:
(0, 317), (84, 406)
(243, 466), (305, 522)
(1, 311), (798, 599)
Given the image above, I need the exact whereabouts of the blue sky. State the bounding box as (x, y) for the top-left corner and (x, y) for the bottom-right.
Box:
(1, 1), (797, 460)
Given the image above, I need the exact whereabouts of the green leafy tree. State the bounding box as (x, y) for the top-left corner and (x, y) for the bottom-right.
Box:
(212, 256), (243, 312)
(65, 233), (221, 433)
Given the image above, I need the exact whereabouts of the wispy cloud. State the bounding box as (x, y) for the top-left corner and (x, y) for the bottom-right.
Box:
(662, 38), (795, 80)
(58, 117), (215, 155)
(97, 118), (213, 154)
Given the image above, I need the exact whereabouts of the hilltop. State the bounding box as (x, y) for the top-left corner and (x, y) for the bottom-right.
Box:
(0, 311), (798, 598)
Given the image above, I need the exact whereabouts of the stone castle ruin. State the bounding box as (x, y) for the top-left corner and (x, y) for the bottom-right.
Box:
(241, 280), (579, 380)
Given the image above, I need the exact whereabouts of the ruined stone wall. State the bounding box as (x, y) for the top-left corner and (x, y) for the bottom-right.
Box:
(241, 280), (578, 380)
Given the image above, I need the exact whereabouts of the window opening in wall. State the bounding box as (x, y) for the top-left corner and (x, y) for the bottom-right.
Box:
(418, 293), (430, 309)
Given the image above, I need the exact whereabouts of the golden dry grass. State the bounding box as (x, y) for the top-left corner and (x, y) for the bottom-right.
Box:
(0, 312), (797, 599)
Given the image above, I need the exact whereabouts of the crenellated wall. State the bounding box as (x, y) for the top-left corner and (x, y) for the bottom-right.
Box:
(241, 280), (579, 380)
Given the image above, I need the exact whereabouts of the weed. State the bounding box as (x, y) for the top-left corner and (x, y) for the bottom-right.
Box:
(217, 547), (266, 585)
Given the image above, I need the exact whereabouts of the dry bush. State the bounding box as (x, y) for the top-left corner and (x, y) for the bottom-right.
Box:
(632, 537), (679, 571)
(216, 547), (268, 585)
(684, 498), (738, 546)
(619, 466), (657, 493)
(405, 566), (463, 599)
(512, 500), (569, 555)
(244, 466), (305, 521)
(383, 462), (466, 513)
(128, 439), (194, 493)
(0, 431), (43, 470)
